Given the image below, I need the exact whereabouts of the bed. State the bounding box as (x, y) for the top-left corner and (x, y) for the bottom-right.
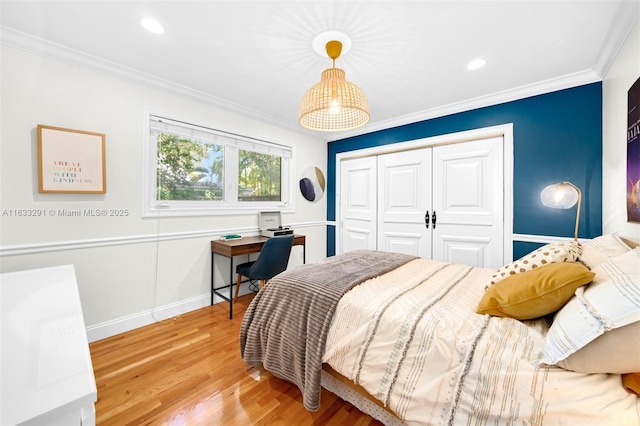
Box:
(240, 234), (640, 425)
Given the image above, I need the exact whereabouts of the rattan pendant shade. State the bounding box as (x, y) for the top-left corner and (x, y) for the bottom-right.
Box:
(299, 40), (369, 131)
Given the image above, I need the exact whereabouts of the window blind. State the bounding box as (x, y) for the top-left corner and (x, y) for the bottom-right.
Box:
(149, 115), (292, 158)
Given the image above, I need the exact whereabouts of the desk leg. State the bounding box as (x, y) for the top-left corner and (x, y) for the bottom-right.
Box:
(303, 244), (306, 264)
(211, 253), (215, 305)
(211, 252), (234, 319)
(229, 256), (233, 319)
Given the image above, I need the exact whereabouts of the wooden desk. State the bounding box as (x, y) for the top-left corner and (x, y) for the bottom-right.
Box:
(211, 235), (306, 318)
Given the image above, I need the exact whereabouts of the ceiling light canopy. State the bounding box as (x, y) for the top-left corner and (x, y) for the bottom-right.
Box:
(299, 39), (369, 132)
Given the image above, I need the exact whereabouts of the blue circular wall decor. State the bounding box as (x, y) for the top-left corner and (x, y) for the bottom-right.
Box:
(299, 166), (325, 202)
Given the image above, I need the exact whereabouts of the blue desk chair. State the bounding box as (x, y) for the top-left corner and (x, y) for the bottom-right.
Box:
(234, 234), (294, 303)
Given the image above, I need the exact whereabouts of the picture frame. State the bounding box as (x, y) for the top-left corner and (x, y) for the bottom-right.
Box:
(37, 124), (106, 194)
(627, 76), (640, 223)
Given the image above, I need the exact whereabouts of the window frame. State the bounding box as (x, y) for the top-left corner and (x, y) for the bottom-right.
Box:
(142, 110), (295, 217)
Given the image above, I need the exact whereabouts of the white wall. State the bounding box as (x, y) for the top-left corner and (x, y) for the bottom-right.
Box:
(0, 46), (328, 341)
(603, 18), (640, 241)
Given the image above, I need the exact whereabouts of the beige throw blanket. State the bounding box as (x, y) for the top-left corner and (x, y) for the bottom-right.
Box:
(239, 250), (417, 411)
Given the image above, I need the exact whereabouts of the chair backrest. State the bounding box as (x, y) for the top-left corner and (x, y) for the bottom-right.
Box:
(247, 235), (295, 280)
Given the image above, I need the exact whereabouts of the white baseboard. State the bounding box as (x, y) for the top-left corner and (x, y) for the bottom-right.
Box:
(85, 282), (257, 342)
(86, 294), (209, 342)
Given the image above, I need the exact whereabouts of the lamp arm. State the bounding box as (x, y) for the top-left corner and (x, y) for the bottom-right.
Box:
(564, 181), (582, 241)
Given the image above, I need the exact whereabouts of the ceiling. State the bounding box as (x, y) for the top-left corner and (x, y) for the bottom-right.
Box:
(1, 1), (639, 141)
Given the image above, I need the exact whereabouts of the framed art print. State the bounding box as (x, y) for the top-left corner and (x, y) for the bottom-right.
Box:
(627, 77), (640, 223)
(37, 124), (106, 194)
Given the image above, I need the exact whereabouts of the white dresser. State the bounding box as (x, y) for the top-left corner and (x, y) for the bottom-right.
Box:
(1, 265), (97, 425)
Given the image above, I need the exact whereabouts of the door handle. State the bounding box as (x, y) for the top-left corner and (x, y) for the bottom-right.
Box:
(424, 211), (430, 229)
(432, 211), (436, 229)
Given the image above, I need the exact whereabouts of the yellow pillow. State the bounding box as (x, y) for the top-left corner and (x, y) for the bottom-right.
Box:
(622, 373), (640, 396)
(476, 262), (595, 320)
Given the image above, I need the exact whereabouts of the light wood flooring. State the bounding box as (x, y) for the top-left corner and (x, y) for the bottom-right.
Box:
(89, 294), (382, 425)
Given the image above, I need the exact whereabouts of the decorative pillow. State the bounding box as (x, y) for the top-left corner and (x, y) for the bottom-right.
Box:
(540, 248), (640, 366)
(476, 262), (594, 320)
(622, 373), (640, 396)
(578, 233), (631, 269)
(555, 321), (640, 374)
(485, 241), (582, 290)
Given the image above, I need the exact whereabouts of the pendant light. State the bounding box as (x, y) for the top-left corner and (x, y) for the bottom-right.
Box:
(299, 40), (370, 132)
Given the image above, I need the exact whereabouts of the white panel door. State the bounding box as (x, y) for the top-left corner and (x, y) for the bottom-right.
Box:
(377, 149), (432, 257)
(340, 156), (377, 253)
(431, 137), (504, 268)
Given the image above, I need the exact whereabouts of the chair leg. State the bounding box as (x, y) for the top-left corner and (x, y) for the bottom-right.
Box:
(234, 274), (243, 303)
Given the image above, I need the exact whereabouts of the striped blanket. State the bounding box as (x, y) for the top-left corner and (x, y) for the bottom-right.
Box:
(324, 257), (640, 425)
(239, 250), (417, 411)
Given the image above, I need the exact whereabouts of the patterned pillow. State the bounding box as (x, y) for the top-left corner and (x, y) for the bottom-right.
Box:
(540, 248), (640, 367)
(485, 241), (582, 290)
(578, 233), (631, 269)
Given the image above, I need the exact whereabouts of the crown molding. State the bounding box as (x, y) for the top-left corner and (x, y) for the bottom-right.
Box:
(0, 26), (311, 137)
(592, 1), (640, 77)
(327, 68), (601, 142)
(328, 1), (640, 143)
(4, 2), (637, 146)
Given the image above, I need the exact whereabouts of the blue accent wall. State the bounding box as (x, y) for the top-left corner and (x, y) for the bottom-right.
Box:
(327, 83), (603, 257)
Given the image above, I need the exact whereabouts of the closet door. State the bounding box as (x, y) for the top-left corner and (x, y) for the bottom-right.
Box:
(377, 149), (432, 257)
(431, 137), (504, 268)
(339, 156), (377, 253)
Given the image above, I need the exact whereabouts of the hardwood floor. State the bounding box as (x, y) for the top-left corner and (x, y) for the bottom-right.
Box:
(89, 294), (382, 425)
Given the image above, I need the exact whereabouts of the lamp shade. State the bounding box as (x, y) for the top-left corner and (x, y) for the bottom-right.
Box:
(540, 182), (579, 209)
(540, 181), (582, 241)
(299, 67), (369, 131)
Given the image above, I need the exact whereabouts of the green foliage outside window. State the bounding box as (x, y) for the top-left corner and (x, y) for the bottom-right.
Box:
(156, 133), (223, 201)
(238, 150), (281, 202)
(156, 133), (282, 202)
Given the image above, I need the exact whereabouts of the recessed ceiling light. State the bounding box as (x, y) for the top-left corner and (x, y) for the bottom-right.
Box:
(467, 58), (486, 70)
(141, 18), (164, 34)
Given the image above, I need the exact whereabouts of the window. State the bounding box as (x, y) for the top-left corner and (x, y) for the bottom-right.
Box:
(237, 150), (281, 202)
(156, 132), (224, 202)
(144, 113), (293, 217)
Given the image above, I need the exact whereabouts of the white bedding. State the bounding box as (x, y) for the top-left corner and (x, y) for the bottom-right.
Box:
(323, 258), (640, 425)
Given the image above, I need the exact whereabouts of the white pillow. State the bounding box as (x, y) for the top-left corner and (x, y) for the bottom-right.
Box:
(485, 241), (581, 290)
(578, 233), (631, 269)
(555, 321), (640, 374)
(540, 248), (640, 366)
